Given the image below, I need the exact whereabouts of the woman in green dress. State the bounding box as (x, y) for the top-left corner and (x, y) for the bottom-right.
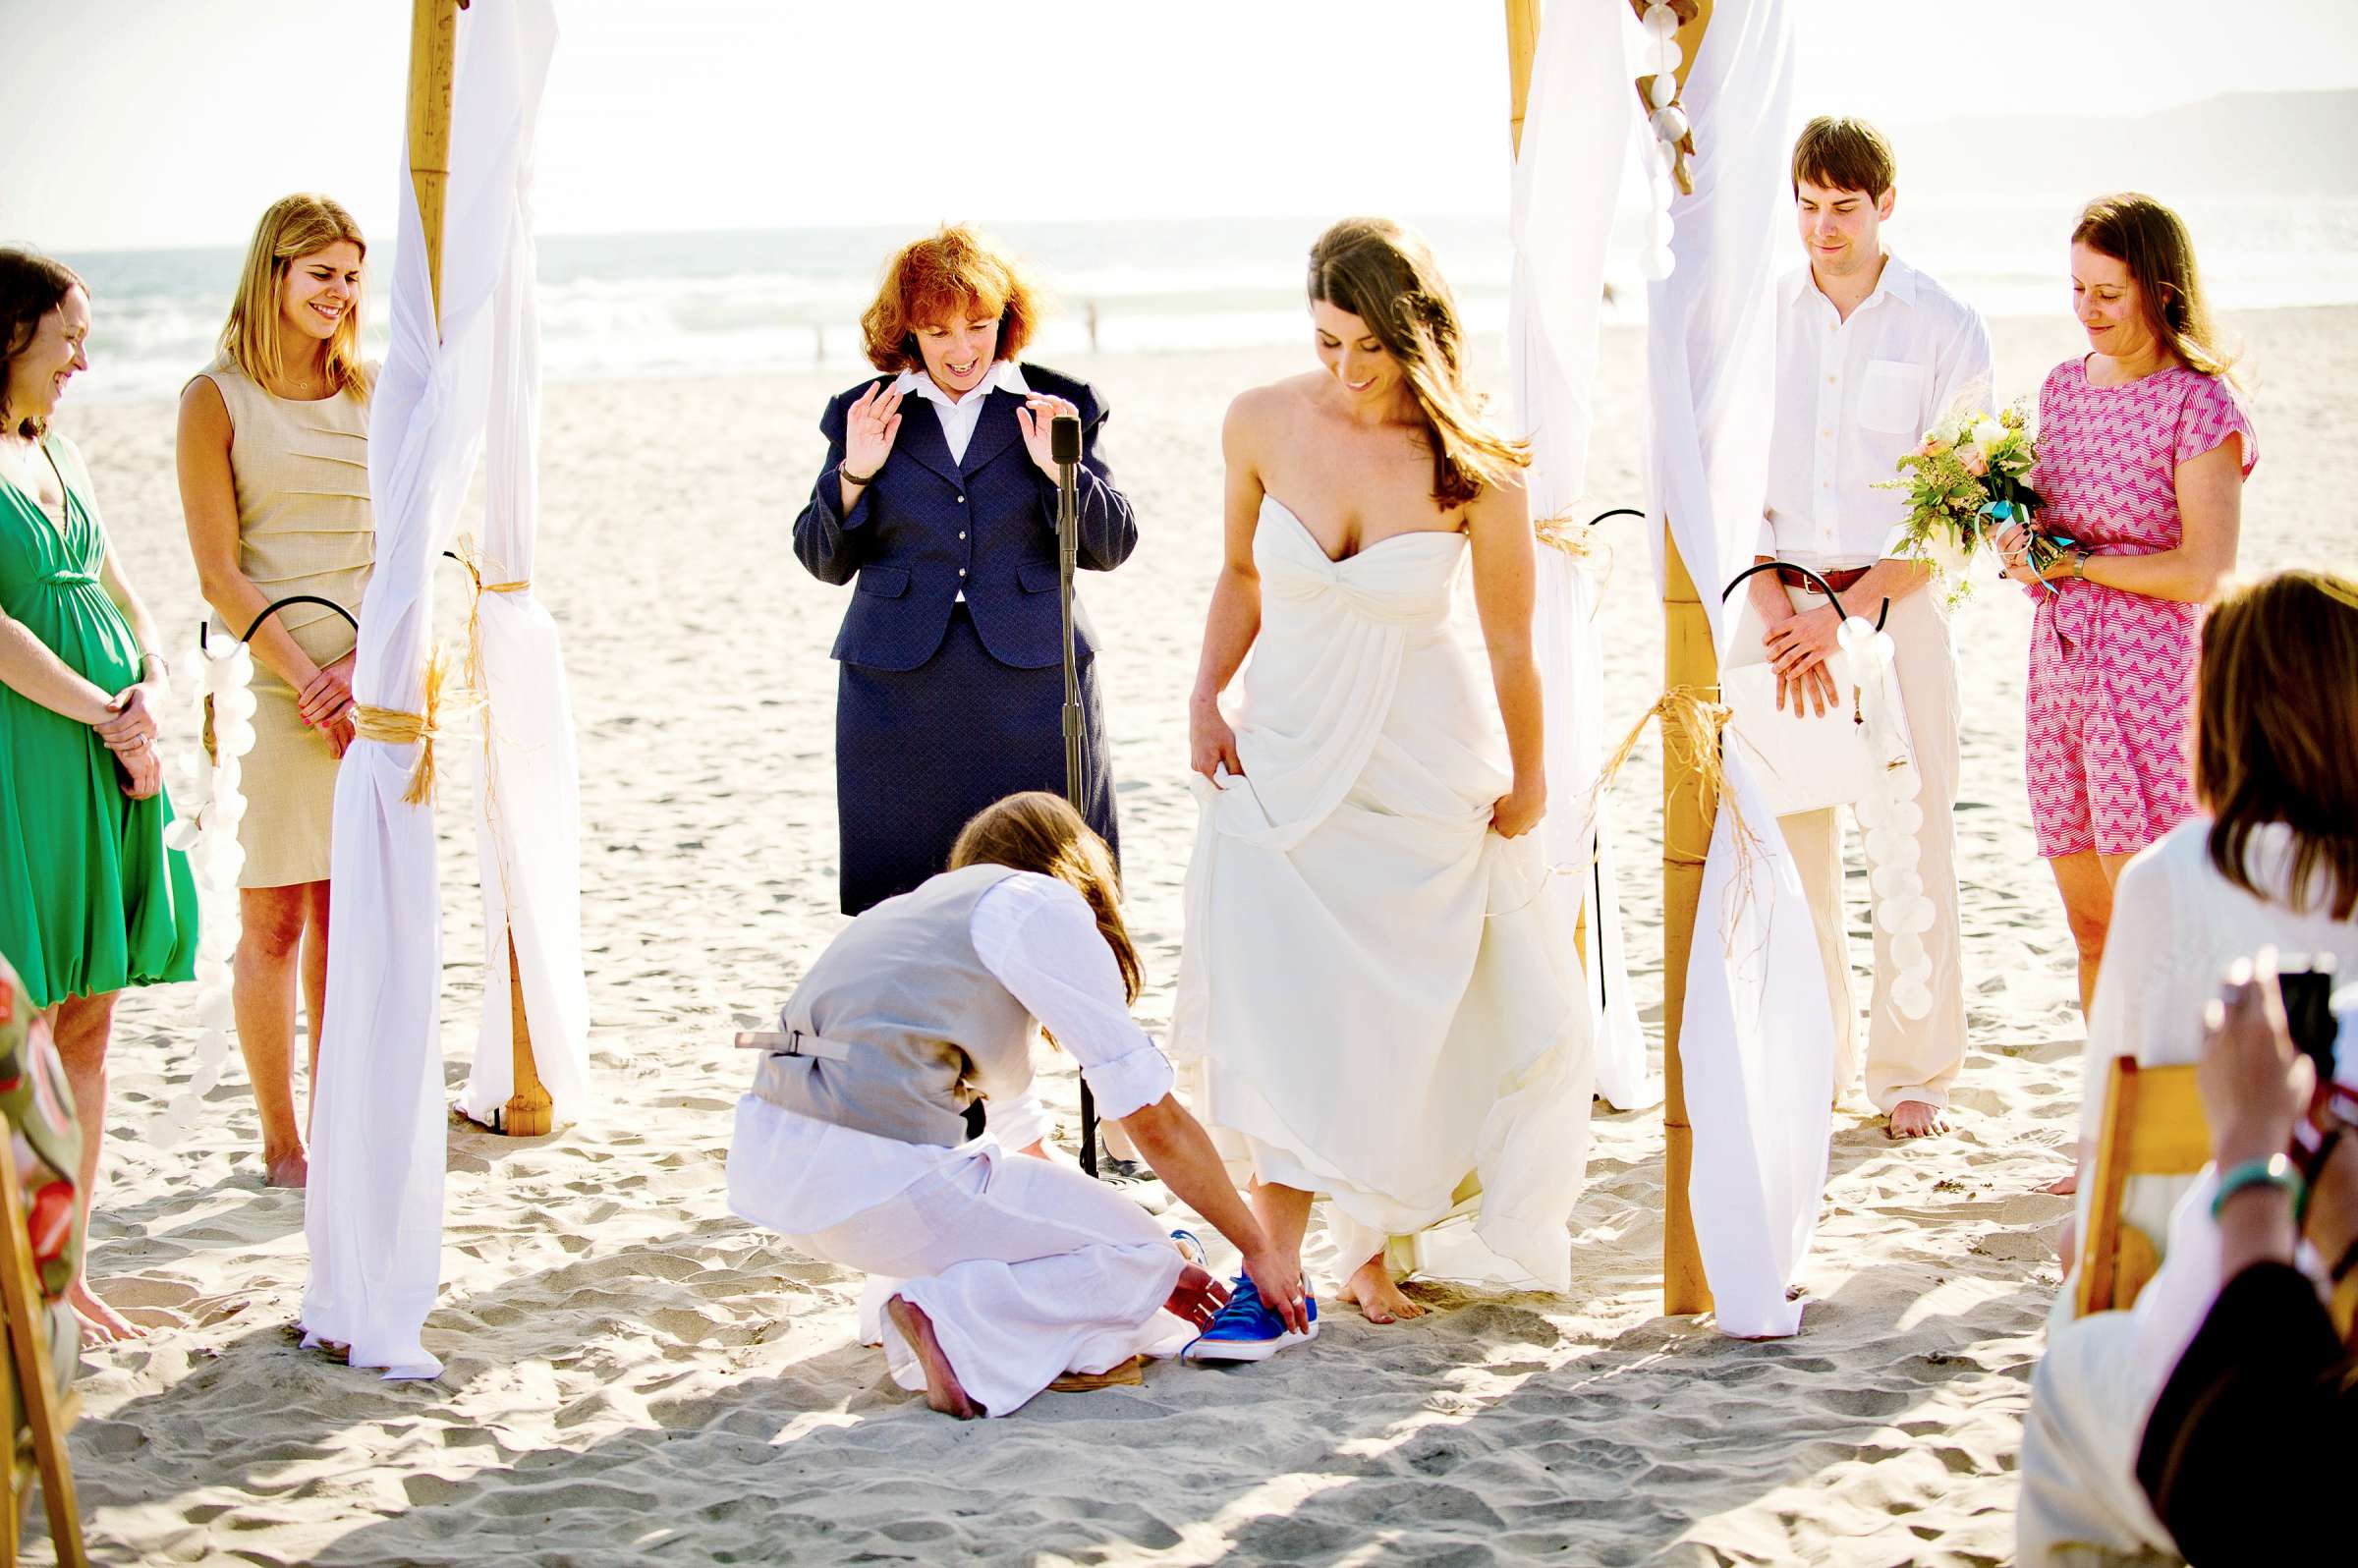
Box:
(0, 250), (198, 1343)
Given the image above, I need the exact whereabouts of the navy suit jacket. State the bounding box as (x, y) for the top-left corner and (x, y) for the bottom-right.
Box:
(793, 364), (1139, 672)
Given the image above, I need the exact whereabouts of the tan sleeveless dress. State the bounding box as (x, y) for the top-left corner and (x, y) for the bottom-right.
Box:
(191, 357), (374, 888)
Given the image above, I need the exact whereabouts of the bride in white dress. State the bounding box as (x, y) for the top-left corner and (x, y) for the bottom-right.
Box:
(1169, 217), (1594, 1324)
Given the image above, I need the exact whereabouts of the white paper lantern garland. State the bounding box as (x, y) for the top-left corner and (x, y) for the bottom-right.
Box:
(1837, 618), (1937, 1021)
(155, 636), (258, 1146)
(1640, 2), (1687, 282)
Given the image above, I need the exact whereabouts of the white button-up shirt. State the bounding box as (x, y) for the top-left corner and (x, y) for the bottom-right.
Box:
(892, 359), (1031, 466)
(1763, 253), (1993, 570)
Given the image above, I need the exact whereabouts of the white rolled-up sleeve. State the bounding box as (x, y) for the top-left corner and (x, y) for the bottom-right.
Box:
(970, 872), (1175, 1122)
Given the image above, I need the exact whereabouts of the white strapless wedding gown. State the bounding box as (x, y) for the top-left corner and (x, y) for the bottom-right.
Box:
(1168, 495), (1594, 1293)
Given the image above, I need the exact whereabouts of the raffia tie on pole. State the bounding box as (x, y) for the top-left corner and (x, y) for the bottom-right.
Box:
(445, 536), (531, 697)
(353, 643), (477, 807)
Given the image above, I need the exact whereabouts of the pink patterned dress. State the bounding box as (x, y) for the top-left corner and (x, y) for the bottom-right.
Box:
(2024, 359), (2255, 858)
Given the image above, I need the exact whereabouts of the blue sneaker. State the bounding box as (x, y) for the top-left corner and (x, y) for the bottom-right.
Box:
(1181, 1275), (1319, 1364)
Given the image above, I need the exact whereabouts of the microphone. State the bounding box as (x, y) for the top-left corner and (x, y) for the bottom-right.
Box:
(1050, 413), (1082, 469)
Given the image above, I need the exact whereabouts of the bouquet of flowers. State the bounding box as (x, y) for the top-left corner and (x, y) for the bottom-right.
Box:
(1881, 397), (2069, 597)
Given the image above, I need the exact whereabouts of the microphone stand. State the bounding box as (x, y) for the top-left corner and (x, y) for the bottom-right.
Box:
(1050, 415), (1099, 1178)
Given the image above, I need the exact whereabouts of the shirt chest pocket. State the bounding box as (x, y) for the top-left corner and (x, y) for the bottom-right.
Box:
(1858, 359), (1929, 436)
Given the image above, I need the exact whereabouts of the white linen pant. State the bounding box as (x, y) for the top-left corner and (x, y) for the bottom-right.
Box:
(2016, 1303), (2181, 1566)
(1727, 585), (1968, 1112)
(785, 1144), (1187, 1418)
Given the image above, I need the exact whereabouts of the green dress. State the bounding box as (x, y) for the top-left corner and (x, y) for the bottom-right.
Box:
(0, 432), (197, 1008)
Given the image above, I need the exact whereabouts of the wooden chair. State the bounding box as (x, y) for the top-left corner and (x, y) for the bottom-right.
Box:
(2, 1152), (84, 1568)
(0, 968), (85, 1568)
(2075, 1057), (2212, 1317)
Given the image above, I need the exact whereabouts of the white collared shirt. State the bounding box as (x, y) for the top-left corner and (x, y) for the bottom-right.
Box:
(1763, 253), (1993, 570)
(891, 360), (1031, 466)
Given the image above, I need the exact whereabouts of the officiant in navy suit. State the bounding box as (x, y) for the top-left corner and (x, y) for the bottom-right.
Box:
(795, 226), (1137, 915)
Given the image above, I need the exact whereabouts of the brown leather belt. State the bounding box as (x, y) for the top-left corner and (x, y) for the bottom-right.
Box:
(1776, 564), (1871, 594)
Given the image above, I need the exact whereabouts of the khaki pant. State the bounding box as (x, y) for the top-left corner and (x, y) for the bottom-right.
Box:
(1726, 585), (1967, 1113)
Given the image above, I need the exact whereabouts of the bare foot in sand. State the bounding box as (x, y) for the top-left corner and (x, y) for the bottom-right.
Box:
(885, 1294), (982, 1419)
(2045, 1170), (2079, 1196)
(264, 1150), (309, 1189)
(71, 1279), (145, 1346)
(1886, 1100), (1948, 1140)
(1344, 1255), (1425, 1323)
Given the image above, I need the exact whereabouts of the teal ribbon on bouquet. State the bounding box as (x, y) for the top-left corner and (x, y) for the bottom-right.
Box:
(1983, 498), (2076, 596)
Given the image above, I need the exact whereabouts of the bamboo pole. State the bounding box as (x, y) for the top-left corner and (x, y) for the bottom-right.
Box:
(406, 0), (552, 1136)
(1502, 0), (1543, 158)
(1659, 532), (1714, 1316)
(1655, 0), (1716, 1317)
(406, 0), (459, 330)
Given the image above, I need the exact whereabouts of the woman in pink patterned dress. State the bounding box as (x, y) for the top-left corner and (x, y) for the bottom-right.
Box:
(1997, 194), (2253, 1018)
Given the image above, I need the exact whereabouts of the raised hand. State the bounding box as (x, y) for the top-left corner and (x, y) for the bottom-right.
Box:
(842, 381), (903, 484)
(297, 651), (357, 730)
(1014, 394), (1081, 478)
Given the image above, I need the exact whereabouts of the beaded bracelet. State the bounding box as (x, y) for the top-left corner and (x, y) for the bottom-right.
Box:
(2211, 1152), (2307, 1224)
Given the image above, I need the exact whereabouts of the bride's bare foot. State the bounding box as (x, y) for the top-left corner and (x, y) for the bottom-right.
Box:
(70, 1279), (145, 1346)
(885, 1294), (982, 1419)
(264, 1149), (309, 1189)
(1344, 1255), (1425, 1324)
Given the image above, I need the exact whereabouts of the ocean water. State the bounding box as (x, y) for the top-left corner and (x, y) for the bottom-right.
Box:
(53, 199), (2358, 405)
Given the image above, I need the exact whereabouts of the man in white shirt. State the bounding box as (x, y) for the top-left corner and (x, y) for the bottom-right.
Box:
(1733, 117), (1993, 1140)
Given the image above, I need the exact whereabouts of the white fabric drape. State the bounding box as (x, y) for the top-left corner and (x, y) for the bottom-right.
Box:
(304, 0), (561, 1379)
(1642, 0), (1827, 1339)
(1509, 0), (1653, 1110)
(456, 24), (591, 1127)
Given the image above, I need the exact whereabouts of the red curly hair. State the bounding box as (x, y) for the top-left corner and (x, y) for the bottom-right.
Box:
(859, 224), (1042, 372)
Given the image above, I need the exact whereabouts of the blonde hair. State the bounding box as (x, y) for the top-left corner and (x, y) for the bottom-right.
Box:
(948, 792), (1139, 1006)
(1307, 217), (1529, 509)
(220, 195), (369, 400)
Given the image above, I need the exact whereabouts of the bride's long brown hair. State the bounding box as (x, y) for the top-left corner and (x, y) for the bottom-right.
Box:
(1307, 217), (1530, 510)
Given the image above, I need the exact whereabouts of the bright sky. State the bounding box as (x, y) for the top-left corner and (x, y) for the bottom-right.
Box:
(7, 0), (2356, 252)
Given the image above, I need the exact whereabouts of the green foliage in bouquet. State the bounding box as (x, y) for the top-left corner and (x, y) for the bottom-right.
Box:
(1878, 398), (2065, 600)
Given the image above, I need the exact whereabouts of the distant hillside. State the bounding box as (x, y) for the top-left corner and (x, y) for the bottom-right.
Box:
(1892, 90), (2358, 200)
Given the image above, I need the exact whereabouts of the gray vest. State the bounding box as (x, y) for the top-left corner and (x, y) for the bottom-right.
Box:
(751, 864), (1038, 1147)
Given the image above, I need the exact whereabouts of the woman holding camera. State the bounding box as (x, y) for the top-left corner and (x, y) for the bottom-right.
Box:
(2017, 568), (2358, 1564)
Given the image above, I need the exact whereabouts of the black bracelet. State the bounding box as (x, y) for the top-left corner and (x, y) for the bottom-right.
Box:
(2332, 1232), (2358, 1286)
(840, 464), (880, 487)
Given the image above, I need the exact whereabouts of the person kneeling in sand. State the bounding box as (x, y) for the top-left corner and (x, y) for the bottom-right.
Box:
(726, 792), (1310, 1419)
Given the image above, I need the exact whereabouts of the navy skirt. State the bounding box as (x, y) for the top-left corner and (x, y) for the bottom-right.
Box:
(834, 604), (1120, 915)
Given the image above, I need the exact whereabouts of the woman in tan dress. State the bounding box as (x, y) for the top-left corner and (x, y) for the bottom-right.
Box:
(177, 195), (373, 1189)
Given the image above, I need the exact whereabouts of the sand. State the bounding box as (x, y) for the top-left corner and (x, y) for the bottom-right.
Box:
(26, 306), (2353, 1566)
